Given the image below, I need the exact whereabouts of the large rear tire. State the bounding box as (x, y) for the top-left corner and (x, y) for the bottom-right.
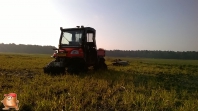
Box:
(67, 58), (88, 74)
(94, 57), (107, 70)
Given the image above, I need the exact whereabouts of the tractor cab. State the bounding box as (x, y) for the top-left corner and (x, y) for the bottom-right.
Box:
(59, 26), (96, 48)
(58, 26), (98, 65)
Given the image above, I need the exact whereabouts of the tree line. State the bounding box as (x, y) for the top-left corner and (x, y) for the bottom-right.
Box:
(0, 43), (198, 60)
(0, 43), (56, 54)
(106, 50), (198, 60)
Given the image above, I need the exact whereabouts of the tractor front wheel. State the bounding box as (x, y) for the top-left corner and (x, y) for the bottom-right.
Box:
(43, 60), (65, 74)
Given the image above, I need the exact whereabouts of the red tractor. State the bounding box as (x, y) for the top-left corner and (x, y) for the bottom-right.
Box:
(43, 26), (107, 74)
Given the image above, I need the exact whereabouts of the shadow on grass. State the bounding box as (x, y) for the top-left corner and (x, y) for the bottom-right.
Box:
(155, 73), (198, 93)
(80, 69), (198, 93)
(47, 68), (198, 95)
(40, 68), (198, 110)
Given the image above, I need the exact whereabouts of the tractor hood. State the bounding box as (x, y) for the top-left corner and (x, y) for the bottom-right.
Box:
(51, 47), (84, 58)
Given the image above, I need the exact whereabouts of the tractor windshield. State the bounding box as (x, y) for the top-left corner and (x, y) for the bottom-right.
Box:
(60, 30), (83, 46)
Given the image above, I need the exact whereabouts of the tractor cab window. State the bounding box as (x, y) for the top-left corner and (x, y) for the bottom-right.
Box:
(87, 33), (94, 42)
(61, 30), (83, 46)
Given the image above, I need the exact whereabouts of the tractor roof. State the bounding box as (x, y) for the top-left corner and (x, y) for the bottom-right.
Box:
(60, 27), (96, 32)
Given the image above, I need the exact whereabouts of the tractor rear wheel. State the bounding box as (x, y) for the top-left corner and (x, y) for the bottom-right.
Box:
(94, 57), (107, 70)
(67, 59), (88, 74)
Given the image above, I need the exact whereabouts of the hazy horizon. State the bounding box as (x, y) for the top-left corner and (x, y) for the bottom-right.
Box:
(0, 0), (197, 51)
(1, 43), (198, 52)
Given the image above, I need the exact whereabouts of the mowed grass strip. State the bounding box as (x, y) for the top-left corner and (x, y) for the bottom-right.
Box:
(0, 53), (198, 111)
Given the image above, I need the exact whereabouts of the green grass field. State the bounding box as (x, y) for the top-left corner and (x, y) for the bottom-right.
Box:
(0, 53), (198, 111)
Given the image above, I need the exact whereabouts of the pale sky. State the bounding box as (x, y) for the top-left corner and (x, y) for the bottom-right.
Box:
(0, 0), (197, 51)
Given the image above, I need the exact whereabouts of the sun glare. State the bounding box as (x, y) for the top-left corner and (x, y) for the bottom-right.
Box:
(0, 0), (65, 46)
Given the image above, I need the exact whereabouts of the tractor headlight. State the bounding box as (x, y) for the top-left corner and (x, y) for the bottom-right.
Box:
(70, 50), (79, 54)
